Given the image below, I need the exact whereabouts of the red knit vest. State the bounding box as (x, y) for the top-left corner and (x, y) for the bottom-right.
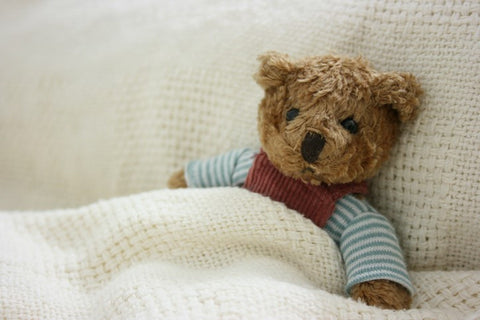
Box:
(243, 151), (368, 228)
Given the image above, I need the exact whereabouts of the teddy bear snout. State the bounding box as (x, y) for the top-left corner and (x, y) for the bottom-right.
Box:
(301, 131), (326, 163)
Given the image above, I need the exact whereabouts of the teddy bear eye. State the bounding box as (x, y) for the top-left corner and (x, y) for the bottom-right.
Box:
(286, 108), (300, 121)
(340, 117), (359, 134)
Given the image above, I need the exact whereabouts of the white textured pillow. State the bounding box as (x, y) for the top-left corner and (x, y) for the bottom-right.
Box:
(0, 0), (478, 271)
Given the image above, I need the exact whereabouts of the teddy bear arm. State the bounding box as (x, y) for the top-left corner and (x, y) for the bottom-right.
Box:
(325, 195), (413, 309)
(169, 148), (256, 188)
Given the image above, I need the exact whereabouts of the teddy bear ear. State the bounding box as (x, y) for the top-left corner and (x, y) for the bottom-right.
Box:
(254, 51), (296, 90)
(372, 72), (423, 122)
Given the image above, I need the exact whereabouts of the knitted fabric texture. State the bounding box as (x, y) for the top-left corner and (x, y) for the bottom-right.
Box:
(243, 150), (368, 228)
(0, 189), (474, 319)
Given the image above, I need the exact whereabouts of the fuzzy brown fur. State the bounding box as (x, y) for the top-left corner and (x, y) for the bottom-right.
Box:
(168, 169), (187, 188)
(350, 279), (412, 310)
(255, 52), (422, 185)
(168, 51), (423, 309)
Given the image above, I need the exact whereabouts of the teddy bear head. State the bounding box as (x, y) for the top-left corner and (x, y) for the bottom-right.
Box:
(254, 52), (422, 185)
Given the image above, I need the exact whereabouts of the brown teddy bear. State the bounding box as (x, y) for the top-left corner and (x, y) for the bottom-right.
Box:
(168, 52), (422, 310)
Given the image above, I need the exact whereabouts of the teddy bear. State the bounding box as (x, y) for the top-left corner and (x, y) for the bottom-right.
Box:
(168, 52), (422, 310)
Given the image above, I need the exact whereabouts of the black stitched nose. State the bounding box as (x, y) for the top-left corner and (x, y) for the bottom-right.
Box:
(301, 132), (325, 163)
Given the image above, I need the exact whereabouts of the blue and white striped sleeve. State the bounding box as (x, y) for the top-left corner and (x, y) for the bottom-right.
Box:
(184, 148), (256, 188)
(324, 195), (414, 295)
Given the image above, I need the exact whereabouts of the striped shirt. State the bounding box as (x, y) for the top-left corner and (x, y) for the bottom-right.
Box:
(185, 148), (414, 295)
(185, 148), (256, 188)
(325, 195), (413, 294)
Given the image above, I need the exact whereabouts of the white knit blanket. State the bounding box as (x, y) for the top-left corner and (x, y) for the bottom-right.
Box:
(1, 0), (479, 319)
(1, 188), (478, 319)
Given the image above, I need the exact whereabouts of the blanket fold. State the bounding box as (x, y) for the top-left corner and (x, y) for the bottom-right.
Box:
(1, 188), (478, 319)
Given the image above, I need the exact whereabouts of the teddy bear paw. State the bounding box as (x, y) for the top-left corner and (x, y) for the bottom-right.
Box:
(351, 279), (412, 310)
(167, 169), (187, 188)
